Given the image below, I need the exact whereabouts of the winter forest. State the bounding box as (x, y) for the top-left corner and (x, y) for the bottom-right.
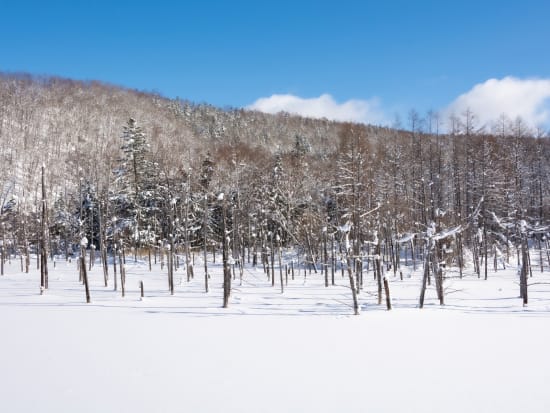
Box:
(3, 72), (550, 413)
(0, 73), (549, 310)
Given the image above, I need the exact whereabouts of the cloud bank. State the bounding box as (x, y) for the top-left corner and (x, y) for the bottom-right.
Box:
(248, 78), (550, 131)
(247, 93), (387, 125)
(445, 77), (550, 129)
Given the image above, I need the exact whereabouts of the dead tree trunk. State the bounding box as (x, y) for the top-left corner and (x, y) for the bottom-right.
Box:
(185, 190), (193, 282)
(278, 236), (284, 293)
(113, 245), (118, 291)
(346, 256), (359, 315)
(222, 197), (231, 308)
(520, 236), (529, 306)
(98, 201), (108, 287)
(119, 248), (125, 298)
(102, 244), (109, 287)
(484, 225), (488, 280)
(148, 244), (152, 272)
(433, 241), (444, 306)
(375, 237), (383, 305)
(80, 242), (91, 303)
(270, 233), (275, 287)
(40, 165), (48, 294)
(323, 228), (328, 287)
(419, 250), (430, 309)
(168, 242), (174, 296)
(330, 233), (335, 285)
(204, 196), (209, 293)
(383, 276), (392, 310)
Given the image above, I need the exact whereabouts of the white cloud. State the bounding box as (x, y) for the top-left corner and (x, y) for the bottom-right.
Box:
(247, 93), (387, 125)
(445, 77), (550, 129)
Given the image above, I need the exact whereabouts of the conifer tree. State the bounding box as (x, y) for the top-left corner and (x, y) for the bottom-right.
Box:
(113, 118), (157, 246)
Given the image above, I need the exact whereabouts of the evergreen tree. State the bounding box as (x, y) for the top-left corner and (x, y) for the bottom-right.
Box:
(113, 118), (157, 245)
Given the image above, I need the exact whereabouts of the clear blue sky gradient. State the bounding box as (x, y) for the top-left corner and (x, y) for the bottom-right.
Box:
(1, 0), (548, 119)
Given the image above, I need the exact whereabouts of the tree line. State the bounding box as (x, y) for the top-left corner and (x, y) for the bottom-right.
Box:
(0, 73), (548, 309)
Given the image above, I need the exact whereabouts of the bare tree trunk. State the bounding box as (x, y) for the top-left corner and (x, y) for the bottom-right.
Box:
(222, 198), (231, 308)
(40, 165), (48, 294)
(204, 195), (209, 293)
(270, 233), (275, 287)
(98, 200), (108, 287)
(437, 266), (444, 305)
(419, 251), (430, 309)
(25, 237), (29, 273)
(383, 276), (392, 310)
(457, 233), (464, 278)
(119, 249), (125, 298)
(484, 225), (488, 280)
(433, 240), (445, 306)
(157, 242), (162, 270)
(167, 245), (172, 293)
(411, 238), (416, 272)
(81, 245), (91, 303)
(261, 234), (268, 277)
(323, 229), (328, 287)
(527, 247), (533, 278)
(520, 237), (529, 306)
(473, 236), (480, 278)
(375, 239), (382, 305)
(102, 245), (109, 287)
(538, 237), (543, 273)
(252, 232), (258, 268)
(168, 241), (174, 295)
(89, 245), (95, 271)
(305, 232), (317, 273)
(346, 257), (359, 315)
(113, 245), (118, 291)
(278, 237), (283, 293)
(330, 234), (335, 285)
(185, 187), (193, 282)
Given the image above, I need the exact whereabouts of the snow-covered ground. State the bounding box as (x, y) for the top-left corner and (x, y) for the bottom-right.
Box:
(1, 252), (550, 412)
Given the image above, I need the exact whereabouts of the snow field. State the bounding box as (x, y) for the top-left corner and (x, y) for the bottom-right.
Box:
(1, 252), (550, 412)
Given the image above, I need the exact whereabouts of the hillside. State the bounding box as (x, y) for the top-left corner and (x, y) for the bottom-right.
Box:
(0, 72), (548, 303)
(0, 72), (387, 195)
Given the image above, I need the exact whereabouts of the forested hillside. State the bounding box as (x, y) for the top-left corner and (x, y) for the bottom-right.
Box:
(1, 72), (548, 305)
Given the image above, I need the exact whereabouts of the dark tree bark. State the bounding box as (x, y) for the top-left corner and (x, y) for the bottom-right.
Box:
(80, 244), (91, 303)
(419, 251), (430, 309)
(222, 197), (231, 308)
(323, 228), (328, 287)
(346, 256), (359, 315)
(204, 195), (209, 292)
(278, 236), (284, 293)
(383, 276), (392, 310)
(375, 237), (383, 305)
(330, 233), (335, 285)
(40, 165), (48, 294)
(119, 248), (125, 298)
(113, 245), (118, 291)
(520, 236), (529, 306)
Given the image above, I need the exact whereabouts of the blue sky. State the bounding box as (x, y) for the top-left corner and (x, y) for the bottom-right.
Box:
(1, 0), (549, 129)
